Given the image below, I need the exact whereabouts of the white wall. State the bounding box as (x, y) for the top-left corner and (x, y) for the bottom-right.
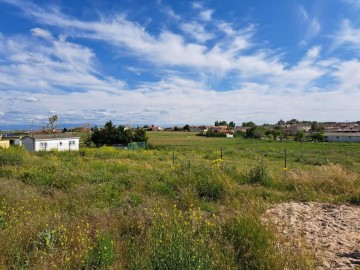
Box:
(34, 138), (80, 151)
(326, 135), (360, 143)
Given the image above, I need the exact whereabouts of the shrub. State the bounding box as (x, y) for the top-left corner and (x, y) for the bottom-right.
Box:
(247, 159), (272, 186)
(0, 147), (25, 166)
(196, 175), (225, 201)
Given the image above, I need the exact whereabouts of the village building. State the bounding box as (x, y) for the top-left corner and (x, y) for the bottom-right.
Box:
(324, 133), (360, 143)
(21, 134), (80, 152)
(0, 133), (24, 148)
(0, 135), (10, 149)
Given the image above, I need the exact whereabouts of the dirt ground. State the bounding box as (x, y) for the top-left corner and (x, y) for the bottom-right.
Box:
(262, 202), (360, 270)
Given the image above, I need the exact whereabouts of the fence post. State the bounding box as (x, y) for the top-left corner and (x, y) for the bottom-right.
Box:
(172, 145), (175, 164)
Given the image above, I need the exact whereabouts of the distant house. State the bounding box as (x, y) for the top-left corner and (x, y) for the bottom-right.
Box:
(150, 125), (162, 131)
(324, 133), (360, 143)
(0, 135), (10, 149)
(21, 134), (80, 152)
(0, 133), (24, 148)
(235, 126), (250, 132)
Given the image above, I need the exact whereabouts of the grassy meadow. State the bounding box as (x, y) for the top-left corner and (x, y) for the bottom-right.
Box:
(0, 131), (359, 269)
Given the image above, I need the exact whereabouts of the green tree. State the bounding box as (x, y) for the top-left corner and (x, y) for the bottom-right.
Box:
(311, 132), (324, 142)
(183, 124), (190, 131)
(294, 130), (305, 142)
(228, 121), (235, 128)
(91, 121), (143, 146)
(242, 121), (256, 128)
(133, 127), (148, 143)
(48, 114), (58, 130)
(246, 126), (267, 139)
(215, 121), (227, 126)
(91, 126), (104, 146)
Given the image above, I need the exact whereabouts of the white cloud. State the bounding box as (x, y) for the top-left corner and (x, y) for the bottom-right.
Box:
(342, 0), (360, 8)
(163, 6), (180, 20)
(298, 5), (321, 45)
(30, 28), (53, 40)
(333, 59), (360, 91)
(0, 31), (126, 94)
(1, 77), (359, 126)
(191, 2), (203, 9)
(25, 96), (39, 102)
(0, 0), (357, 126)
(217, 22), (236, 36)
(180, 22), (214, 43)
(199, 9), (213, 21)
(332, 19), (360, 51)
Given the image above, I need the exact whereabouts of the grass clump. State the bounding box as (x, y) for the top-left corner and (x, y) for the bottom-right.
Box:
(247, 159), (272, 186)
(129, 206), (235, 270)
(84, 235), (116, 269)
(196, 175), (226, 201)
(0, 147), (25, 166)
(224, 214), (283, 270)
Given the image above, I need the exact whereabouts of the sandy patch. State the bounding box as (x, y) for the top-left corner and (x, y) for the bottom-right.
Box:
(262, 202), (360, 270)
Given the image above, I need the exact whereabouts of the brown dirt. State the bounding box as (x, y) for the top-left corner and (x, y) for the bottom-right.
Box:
(262, 202), (360, 270)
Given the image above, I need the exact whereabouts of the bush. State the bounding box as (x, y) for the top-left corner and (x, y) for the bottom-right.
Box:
(0, 147), (25, 166)
(247, 159), (272, 186)
(196, 175), (225, 201)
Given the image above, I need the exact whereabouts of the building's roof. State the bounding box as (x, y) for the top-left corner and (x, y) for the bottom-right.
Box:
(325, 132), (360, 137)
(22, 134), (80, 140)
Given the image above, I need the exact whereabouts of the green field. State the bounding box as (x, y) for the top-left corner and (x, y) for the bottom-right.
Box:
(0, 131), (359, 269)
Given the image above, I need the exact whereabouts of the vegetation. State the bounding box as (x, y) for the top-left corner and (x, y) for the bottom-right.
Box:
(0, 131), (359, 269)
(91, 121), (148, 146)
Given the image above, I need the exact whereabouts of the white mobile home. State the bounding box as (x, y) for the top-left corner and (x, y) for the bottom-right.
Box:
(21, 134), (80, 152)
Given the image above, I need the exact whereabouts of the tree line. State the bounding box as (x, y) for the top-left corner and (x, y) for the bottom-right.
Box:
(91, 121), (148, 146)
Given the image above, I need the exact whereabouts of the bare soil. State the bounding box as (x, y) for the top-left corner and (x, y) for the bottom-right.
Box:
(262, 202), (360, 270)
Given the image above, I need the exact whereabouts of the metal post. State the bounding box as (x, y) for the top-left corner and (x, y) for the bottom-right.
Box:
(172, 145), (175, 164)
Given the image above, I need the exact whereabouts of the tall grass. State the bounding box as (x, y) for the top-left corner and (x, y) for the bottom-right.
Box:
(0, 136), (359, 268)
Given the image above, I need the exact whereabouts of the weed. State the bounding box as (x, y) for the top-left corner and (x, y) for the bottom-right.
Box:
(247, 159), (272, 186)
(0, 147), (25, 166)
(196, 175), (225, 201)
(224, 214), (283, 270)
(85, 235), (115, 268)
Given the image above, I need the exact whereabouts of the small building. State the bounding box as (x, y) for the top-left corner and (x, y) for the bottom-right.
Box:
(324, 133), (360, 143)
(1, 133), (24, 146)
(0, 135), (10, 149)
(150, 125), (162, 131)
(21, 134), (80, 152)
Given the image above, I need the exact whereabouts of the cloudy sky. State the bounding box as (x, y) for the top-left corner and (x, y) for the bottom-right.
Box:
(0, 0), (360, 127)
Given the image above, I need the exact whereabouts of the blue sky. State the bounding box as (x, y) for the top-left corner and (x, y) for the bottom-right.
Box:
(0, 0), (360, 127)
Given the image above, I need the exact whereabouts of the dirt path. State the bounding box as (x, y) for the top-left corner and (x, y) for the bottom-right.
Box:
(262, 202), (360, 270)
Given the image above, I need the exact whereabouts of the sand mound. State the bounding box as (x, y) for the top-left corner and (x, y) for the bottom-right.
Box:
(262, 202), (360, 270)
